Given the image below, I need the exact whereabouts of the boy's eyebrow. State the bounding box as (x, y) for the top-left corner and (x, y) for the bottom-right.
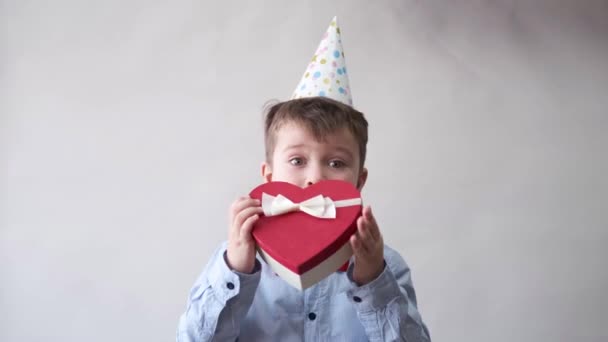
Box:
(333, 146), (355, 159)
(282, 144), (356, 159)
(283, 143), (354, 159)
(282, 144), (307, 152)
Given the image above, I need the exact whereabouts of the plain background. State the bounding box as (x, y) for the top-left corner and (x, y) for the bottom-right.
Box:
(2, 0), (608, 341)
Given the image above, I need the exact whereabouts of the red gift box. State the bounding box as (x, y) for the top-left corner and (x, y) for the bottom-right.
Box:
(249, 180), (362, 289)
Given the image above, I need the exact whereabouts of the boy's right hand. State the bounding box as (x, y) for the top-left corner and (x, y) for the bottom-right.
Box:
(226, 196), (263, 274)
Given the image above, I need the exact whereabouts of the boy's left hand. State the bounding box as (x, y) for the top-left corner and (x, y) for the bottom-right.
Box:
(350, 205), (385, 286)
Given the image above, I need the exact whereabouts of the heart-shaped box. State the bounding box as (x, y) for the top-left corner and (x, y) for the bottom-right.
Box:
(249, 180), (362, 290)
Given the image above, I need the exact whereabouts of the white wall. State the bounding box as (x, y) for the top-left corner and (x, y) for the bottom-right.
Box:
(2, 0), (607, 341)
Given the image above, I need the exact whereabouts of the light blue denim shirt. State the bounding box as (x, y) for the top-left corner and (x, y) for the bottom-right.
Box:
(177, 242), (430, 341)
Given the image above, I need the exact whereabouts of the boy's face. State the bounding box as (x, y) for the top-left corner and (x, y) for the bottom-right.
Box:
(262, 122), (368, 190)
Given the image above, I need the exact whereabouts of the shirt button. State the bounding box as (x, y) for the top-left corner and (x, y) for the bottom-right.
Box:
(226, 282), (235, 290)
(308, 312), (316, 321)
(353, 296), (362, 303)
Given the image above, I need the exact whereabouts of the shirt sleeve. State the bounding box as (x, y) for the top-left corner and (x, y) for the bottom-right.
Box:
(176, 243), (261, 342)
(345, 246), (431, 342)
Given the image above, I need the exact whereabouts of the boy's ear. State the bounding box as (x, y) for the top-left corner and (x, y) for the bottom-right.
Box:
(261, 162), (273, 183)
(357, 167), (368, 191)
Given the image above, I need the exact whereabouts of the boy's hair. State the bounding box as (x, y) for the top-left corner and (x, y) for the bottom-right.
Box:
(264, 96), (368, 168)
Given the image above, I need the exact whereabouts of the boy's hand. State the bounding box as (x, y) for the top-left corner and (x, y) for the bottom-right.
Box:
(226, 196), (263, 274)
(350, 206), (385, 286)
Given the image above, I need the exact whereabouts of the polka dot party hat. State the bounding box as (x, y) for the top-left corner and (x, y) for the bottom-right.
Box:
(292, 16), (353, 106)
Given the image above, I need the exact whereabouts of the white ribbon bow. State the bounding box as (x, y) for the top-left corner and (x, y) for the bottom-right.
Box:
(262, 193), (361, 219)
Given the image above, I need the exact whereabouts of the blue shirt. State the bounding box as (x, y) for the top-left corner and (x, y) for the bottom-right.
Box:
(177, 242), (430, 341)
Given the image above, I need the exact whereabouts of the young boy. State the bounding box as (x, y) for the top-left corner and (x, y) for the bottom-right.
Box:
(177, 18), (430, 342)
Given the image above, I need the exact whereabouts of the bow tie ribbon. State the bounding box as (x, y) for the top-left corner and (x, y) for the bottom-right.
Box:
(261, 193), (362, 219)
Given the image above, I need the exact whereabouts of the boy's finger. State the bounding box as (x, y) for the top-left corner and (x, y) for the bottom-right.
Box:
(350, 234), (364, 256)
(357, 215), (376, 245)
(351, 230), (370, 256)
(230, 197), (260, 217)
(236, 197), (261, 213)
(234, 206), (263, 228)
(363, 206), (381, 241)
(240, 214), (260, 242)
(230, 196), (250, 212)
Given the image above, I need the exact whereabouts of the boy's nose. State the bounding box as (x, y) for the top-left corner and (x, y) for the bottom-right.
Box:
(305, 168), (325, 187)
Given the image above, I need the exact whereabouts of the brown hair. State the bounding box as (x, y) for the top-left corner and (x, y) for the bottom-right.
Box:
(264, 96), (368, 168)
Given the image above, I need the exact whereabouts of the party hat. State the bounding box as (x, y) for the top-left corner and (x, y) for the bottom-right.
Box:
(292, 17), (352, 106)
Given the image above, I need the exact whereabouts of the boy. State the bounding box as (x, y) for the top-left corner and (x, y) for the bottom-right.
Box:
(177, 18), (430, 342)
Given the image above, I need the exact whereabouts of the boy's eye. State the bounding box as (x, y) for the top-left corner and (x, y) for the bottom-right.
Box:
(289, 158), (304, 166)
(329, 160), (345, 168)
